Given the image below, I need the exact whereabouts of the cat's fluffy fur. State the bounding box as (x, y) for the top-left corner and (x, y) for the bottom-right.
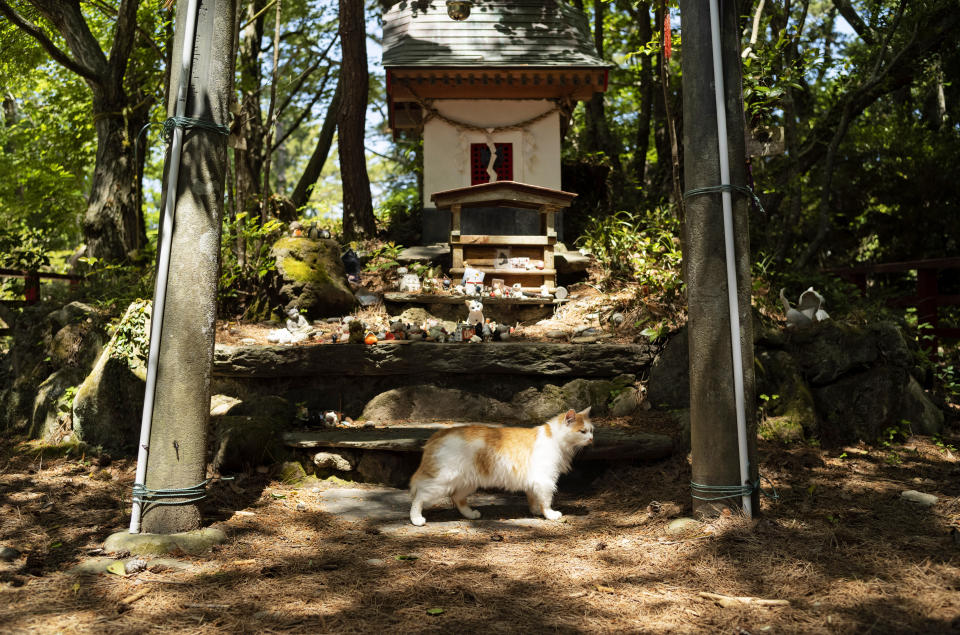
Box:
(409, 407), (594, 526)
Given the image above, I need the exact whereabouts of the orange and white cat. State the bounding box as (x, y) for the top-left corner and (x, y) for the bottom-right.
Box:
(409, 407), (594, 526)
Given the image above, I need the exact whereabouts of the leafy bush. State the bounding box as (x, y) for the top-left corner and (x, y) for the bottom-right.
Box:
(219, 212), (284, 316)
(575, 207), (682, 294)
(0, 224), (50, 271)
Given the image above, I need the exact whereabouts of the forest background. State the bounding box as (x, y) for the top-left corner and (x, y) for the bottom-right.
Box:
(0, 0), (957, 340)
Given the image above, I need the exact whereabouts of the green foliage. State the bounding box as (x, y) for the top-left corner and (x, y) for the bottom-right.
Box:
(575, 207), (682, 294)
(73, 247), (156, 311)
(363, 241), (403, 274)
(218, 213), (284, 315)
(0, 224), (50, 271)
(110, 300), (150, 370)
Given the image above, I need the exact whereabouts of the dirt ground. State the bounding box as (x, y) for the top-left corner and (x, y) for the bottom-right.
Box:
(2, 418), (960, 634)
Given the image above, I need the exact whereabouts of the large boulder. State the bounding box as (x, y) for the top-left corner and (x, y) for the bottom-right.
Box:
(210, 416), (291, 472)
(270, 236), (355, 318)
(31, 367), (87, 442)
(756, 349), (818, 441)
(787, 321), (912, 386)
(511, 375), (636, 422)
(814, 366), (942, 445)
(72, 301), (150, 454)
(360, 386), (519, 422)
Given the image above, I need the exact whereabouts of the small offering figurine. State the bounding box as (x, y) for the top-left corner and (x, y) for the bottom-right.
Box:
(780, 287), (830, 328)
(465, 298), (484, 326)
(398, 273), (421, 293)
(511, 283), (524, 299)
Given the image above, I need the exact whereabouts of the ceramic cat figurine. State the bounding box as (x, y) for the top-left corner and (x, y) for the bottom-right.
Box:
(409, 407), (594, 526)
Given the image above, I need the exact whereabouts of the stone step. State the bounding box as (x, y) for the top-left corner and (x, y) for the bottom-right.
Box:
(283, 424), (673, 463)
(214, 341), (657, 378)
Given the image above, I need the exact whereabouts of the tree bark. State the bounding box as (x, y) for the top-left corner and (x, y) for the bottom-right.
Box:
(141, 0), (236, 534)
(679, 0), (758, 517)
(291, 76), (342, 211)
(0, 0), (151, 261)
(582, 0), (623, 192)
(337, 0), (376, 241)
(632, 2), (653, 189)
(234, 0), (267, 217)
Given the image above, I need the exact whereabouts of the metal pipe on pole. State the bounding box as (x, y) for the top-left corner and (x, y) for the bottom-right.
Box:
(130, 0), (202, 534)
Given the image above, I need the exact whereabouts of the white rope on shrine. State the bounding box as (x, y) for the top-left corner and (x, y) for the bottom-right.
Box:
(398, 77), (575, 180)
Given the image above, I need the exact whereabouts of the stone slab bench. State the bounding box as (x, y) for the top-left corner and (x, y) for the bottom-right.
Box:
(283, 424), (673, 463)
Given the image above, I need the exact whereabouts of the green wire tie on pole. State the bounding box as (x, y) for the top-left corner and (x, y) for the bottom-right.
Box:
(132, 476), (234, 507)
(162, 115), (230, 141)
(683, 184), (767, 215)
(690, 476), (780, 502)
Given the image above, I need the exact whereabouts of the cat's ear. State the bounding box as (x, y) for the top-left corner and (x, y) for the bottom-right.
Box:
(564, 409), (577, 426)
(578, 406), (592, 418)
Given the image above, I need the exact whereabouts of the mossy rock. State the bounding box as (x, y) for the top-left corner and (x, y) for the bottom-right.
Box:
(210, 415), (291, 472)
(759, 416), (805, 444)
(270, 237), (355, 319)
(71, 301), (150, 454)
(278, 460), (308, 484)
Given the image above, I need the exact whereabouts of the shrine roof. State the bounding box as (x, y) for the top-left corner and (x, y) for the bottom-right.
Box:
(383, 0), (608, 69)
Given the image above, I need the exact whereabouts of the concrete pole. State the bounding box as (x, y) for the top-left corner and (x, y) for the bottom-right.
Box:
(678, 0), (759, 517)
(141, 0), (237, 534)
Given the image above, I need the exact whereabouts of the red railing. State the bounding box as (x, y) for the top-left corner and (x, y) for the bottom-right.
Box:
(824, 257), (960, 352)
(0, 268), (82, 306)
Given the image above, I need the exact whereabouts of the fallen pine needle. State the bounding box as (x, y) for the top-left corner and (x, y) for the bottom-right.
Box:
(119, 588), (151, 605)
(698, 592), (790, 608)
(183, 603), (231, 610)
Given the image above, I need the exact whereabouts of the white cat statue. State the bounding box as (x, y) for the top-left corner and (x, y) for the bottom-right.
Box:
(465, 298), (484, 326)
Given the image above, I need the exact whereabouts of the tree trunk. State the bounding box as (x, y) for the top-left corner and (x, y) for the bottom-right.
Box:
(0, 0), (152, 262)
(291, 76), (342, 211)
(651, 3), (672, 199)
(679, 0), (758, 517)
(84, 91), (149, 260)
(141, 0), (236, 534)
(337, 0), (376, 241)
(234, 0), (267, 217)
(583, 0), (623, 194)
(633, 2), (653, 190)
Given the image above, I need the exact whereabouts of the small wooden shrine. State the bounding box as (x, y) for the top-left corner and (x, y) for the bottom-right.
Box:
(431, 180), (576, 292)
(382, 0), (608, 244)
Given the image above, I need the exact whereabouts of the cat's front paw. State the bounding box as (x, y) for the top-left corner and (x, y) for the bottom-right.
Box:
(544, 509), (562, 521)
(461, 508), (481, 520)
(410, 514), (426, 526)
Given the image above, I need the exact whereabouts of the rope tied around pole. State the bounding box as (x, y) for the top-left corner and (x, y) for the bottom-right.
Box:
(162, 115), (230, 141)
(132, 476), (234, 507)
(683, 183), (767, 215)
(690, 476), (780, 502)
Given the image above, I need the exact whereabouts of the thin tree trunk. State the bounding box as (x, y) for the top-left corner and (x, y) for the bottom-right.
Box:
(260, 0), (282, 219)
(633, 2), (653, 190)
(291, 77), (342, 211)
(338, 0), (376, 241)
(234, 0), (266, 218)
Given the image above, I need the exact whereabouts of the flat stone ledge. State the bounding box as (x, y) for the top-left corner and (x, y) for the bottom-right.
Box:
(214, 341), (657, 378)
(104, 527), (227, 556)
(284, 425), (673, 463)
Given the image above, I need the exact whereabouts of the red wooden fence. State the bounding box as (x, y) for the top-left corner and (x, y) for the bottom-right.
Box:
(824, 257), (960, 353)
(0, 268), (81, 306)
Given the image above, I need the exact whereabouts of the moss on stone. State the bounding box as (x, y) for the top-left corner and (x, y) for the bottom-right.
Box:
(281, 255), (333, 286)
(759, 416), (805, 444)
